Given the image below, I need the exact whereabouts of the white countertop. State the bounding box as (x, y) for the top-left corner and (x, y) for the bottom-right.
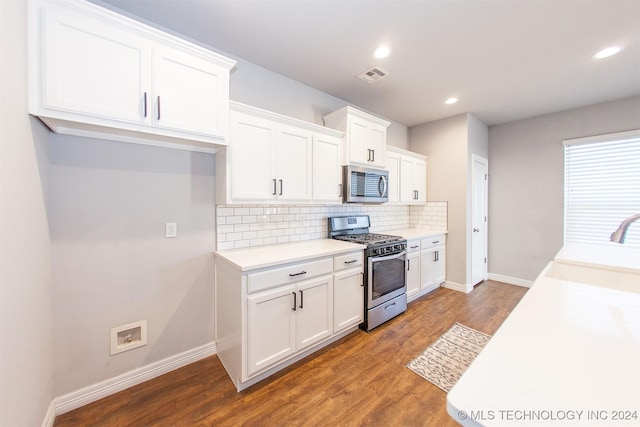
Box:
(447, 245), (640, 426)
(387, 228), (447, 240)
(554, 242), (640, 273)
(215, 239), (366, 271)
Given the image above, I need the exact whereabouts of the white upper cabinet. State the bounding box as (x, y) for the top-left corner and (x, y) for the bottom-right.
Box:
(388, 146), (428, 204)
(385, 149), (401, 203)
(312, 134), (343, 203)
(152, 45), (230, 138)
(323, 106), (390, 169)
(218, 102), (344, 205)
(28, 0), (235, 152)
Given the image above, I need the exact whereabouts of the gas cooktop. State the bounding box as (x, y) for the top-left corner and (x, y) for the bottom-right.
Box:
(332, 233), (403, 246)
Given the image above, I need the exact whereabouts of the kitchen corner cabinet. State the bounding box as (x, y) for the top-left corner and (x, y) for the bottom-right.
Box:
(215, 245), (364, 391)
(421, 235), (446, 294)
(217, 102), (344, 204)
(323, 106), (390, 169)
(387, 146), (427, 204)
(28, 0), (235, 151)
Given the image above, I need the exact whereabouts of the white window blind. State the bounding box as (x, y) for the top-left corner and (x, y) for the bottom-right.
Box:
(564, 130), (640, 247)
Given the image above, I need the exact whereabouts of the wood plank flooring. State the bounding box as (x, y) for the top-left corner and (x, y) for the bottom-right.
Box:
(54, 280), (527, 427)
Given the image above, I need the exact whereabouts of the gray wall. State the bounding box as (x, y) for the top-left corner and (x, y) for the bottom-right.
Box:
(49, 136), (216, 396)
(488, 96), (640, 282)
(409, 114), (469, 286)
(0, 1), (55, 425)
(228, 56), (409, 149)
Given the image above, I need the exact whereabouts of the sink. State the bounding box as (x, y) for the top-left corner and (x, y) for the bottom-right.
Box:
(541, 261), (640, 293)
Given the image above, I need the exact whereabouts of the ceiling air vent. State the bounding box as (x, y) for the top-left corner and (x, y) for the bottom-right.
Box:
(357, 66), (390, 84)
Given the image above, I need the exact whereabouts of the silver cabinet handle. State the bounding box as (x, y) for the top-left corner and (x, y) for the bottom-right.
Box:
(279, 179), (283, 196)
(344, 259), (358, 264)
(299, 290), (304, 309)
(157, 96), (161, 120)
(292, 292), (297, 311)
(143, 92), (148, 117)
(407, 259), (411, 271)
(338, 183), (342, 197)
(371, 149), (375, 162)
(410, 245), (420, 249)
(473, 228), (480, 232)
(272, 179), (277, 195)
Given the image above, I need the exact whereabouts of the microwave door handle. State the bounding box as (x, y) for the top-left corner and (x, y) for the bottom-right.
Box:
(379, 175), (388, 197)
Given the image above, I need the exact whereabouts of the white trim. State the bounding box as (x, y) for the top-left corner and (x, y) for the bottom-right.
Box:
(562, 129), (640, 147)
(441, 280), (474, 293)
(41, 400), (56, 427)
(54, 342), (216, 415)
(488, 273), (533, 288)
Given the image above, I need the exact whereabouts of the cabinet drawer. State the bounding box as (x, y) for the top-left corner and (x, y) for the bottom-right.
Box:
(421, 235), (445, 251)
(406, 240), (421, 253)
(248, 258), (333, 293)
(333, 251), (364, 272)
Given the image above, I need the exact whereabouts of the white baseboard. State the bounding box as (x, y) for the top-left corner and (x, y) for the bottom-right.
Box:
(441, 280), (474, 293)
(41, 399), (56, 427)
(488, 273), (533, 288)
(53, 342), (216, 416)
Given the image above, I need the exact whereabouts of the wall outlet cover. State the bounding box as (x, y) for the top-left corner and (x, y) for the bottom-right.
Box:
(110, 320), (147, 355)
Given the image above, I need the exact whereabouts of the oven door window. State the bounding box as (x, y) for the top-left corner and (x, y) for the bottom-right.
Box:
(371, 254), (406, 300)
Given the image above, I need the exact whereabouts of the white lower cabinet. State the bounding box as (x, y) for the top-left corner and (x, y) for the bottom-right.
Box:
(215, 246), (364, 391)
(420, 235), (446, 294)
(247, 275), (332, 376)
(405, 239), (421, 299)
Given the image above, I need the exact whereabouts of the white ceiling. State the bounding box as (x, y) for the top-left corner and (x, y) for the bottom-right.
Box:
(98, 0), (640, 127)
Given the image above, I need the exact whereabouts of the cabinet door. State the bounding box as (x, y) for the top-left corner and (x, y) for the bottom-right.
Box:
(434, 245), (446, 285)
(347, 116), (371, 165)
(421, 248), (436, 291)
(413, 159), (427, 203)
(386, 151), (400, 203)
(406, 251), (421, 298)
(333, 269), (363, 333)
(247, 285), (296, 376)
(296, 276), (333, 351)
(230, 111), (277, 200)
(368, 123), (387, 168)
(41, 5), (150, 124)
(400, 157), (415, 203)
(276, 126), (313, 201)
(153, 45), (229, 137)
(312, 134), (343, 203)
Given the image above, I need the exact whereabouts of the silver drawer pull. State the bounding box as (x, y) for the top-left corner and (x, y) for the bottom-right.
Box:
(344, 259), (358, 264)
(289, 271), (307, 277)
(384, 302), (396, 310)
(410, 245), (419, 249)
(432, 240), (440, 244)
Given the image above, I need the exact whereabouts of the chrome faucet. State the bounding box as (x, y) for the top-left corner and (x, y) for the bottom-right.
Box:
(610, 214), (640, 244)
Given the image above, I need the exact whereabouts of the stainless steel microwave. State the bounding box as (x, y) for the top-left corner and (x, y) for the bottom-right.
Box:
(343, 165), (389, 203)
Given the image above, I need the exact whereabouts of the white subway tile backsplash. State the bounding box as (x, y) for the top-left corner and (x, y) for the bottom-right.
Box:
(216, 202), (447, 249)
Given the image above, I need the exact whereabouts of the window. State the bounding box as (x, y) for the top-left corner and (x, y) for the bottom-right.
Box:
(564, 130), (640, 247)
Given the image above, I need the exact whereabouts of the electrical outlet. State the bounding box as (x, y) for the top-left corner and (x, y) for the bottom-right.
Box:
(165, 222), (177, 238)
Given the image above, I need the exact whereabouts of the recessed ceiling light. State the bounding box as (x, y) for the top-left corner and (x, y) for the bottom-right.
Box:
(372, 46), (391, 59)
(593, 46), (623, 59)
(444, 97), (459, 105)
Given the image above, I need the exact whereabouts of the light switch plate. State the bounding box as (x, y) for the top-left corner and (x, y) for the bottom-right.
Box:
(165, 222), (177, 238)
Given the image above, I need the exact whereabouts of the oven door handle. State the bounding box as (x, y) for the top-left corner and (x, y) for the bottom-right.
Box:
(369, 250), (406, 263)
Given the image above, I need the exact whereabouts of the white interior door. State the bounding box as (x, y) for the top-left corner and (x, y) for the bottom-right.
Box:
(471, 155), (488, 285)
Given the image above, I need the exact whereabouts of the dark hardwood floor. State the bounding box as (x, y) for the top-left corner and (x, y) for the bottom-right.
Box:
(55, 280), (527, 427)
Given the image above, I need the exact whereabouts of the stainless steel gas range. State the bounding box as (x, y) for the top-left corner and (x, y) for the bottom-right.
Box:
(328, 215), (407, 331)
